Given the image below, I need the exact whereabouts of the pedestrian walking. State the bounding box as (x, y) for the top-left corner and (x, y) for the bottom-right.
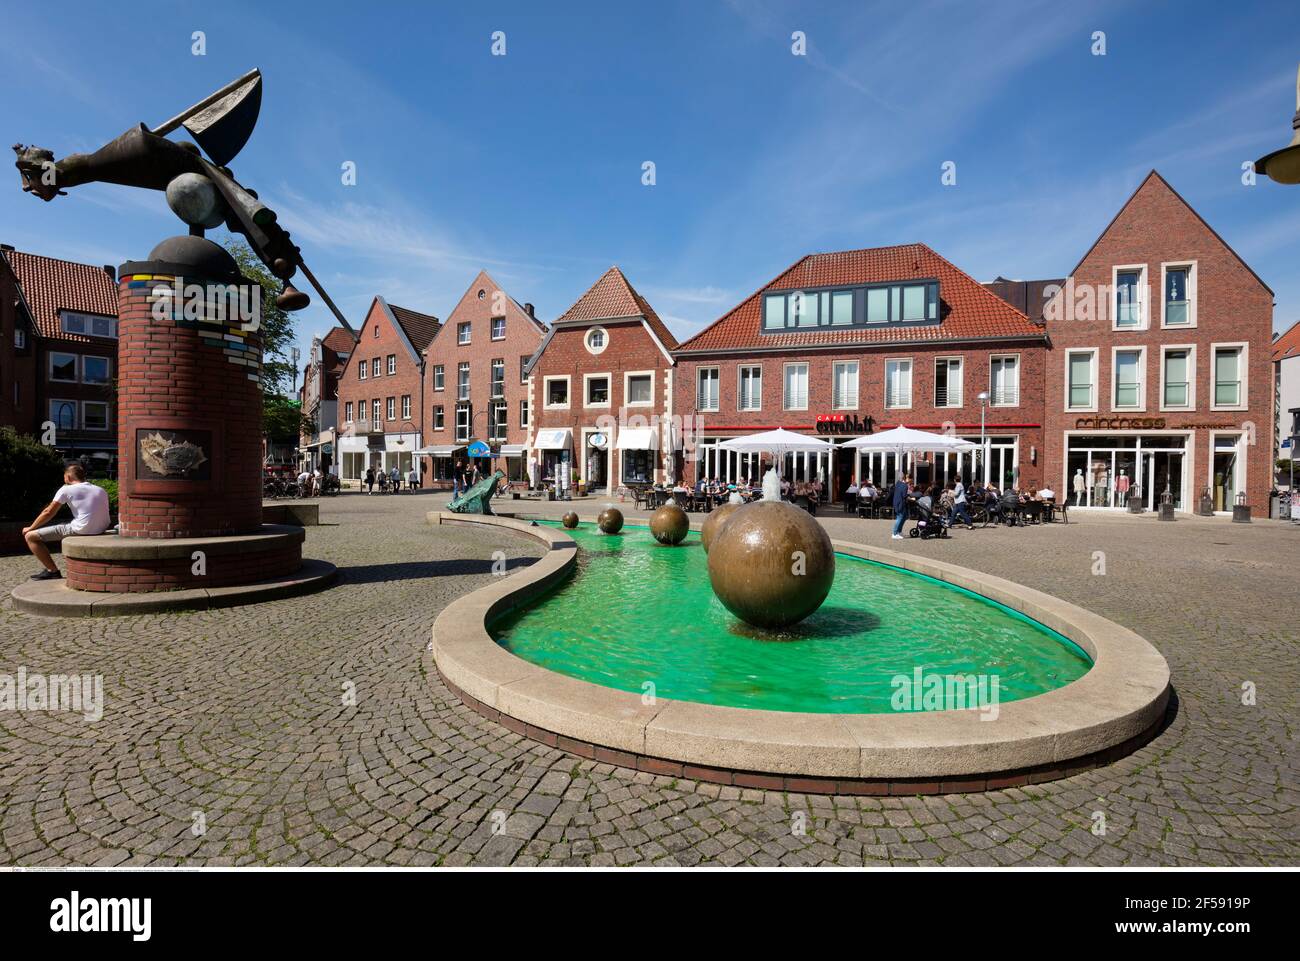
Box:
(891, 472), (912, 540)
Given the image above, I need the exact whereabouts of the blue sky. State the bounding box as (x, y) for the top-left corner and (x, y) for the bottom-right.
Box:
(3, 0), (1299, 377)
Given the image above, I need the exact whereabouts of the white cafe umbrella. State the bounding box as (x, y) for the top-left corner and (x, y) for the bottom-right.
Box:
(719, 428), (833, 480)
(845, 425), (975, 481)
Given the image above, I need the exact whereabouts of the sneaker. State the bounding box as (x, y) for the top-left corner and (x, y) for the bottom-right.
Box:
(30, 569), (62, 581)
(891, 534), (904, 540)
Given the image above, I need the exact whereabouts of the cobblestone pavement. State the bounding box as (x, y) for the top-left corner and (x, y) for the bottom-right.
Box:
(1, 490), (1295, 867)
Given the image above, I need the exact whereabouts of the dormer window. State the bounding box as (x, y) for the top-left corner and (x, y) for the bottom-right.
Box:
(761, 281), (939, 333)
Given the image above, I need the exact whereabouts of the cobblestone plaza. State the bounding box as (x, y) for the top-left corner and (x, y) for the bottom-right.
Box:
(1, 492), (1294, 867)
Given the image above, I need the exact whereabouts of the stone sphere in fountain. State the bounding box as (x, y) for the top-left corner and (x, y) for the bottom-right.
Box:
(561, 512), (579, 529)
(700, 501), (740, 553)
(597, 507), (624, 534)
(649, 502), (689, 545)
(707, 500), (835, 629)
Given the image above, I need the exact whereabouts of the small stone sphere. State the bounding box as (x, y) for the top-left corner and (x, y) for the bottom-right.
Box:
(649, 503), (689, 545)
(700, 501), (741, 553)
(597, 507), (624, 534)
(561, 512), (579, 529)
(707, 500), (835, 629)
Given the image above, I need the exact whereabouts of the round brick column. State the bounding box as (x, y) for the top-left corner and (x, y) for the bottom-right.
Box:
(116, 237), (265, 538)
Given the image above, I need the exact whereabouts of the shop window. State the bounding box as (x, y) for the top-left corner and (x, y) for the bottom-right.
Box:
(622, 448), (653, 485)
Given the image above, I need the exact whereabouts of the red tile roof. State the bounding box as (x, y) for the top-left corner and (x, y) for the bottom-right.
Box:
(1273, 319), (1300, 362)
(322, 326), (356, 354)
(2, 249), (119, 344)
(557, 266), (678, 349)
(388, 303), (441, 352)
(676, 243), (1042, 352)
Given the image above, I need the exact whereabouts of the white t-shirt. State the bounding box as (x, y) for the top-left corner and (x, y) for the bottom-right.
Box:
(55, 482), (111, 535)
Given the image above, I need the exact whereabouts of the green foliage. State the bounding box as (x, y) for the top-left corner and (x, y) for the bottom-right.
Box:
(0, 427), (66, 522)
(221, 237), (313, 441)
(91, 478), (119, 514)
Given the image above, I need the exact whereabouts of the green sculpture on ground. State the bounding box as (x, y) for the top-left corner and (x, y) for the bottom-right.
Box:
(448, 470), (504, 515)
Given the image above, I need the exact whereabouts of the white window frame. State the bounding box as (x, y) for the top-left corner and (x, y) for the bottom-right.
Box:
(782, 362), (809, 411)
(386, 397), (396, 421)
(433, 365), (444, 391)
(1110, 346), (1146, 412)
(696, 366), (720, 412)
(49, 351), (79, 383)
(884, 358), (912, 410)
(490, 359), (505, 399)
(49, 399), (77, 430)
(624, 370), (655, 408)
(1158, 344), (1196, 412)
(737, 365), (762, 412)
(371, 399), (380, 426)
(519, 399), (529, 428)
(832, 360), (860, 411)
(585, 326), (609, 355)
(372, 358), (381, 378)
(14, 328), (26, 349)
(1064, 348), (1098, 412)
(455, 403), (471, 443)
(387, 354), (396, 375)
(989, 354), (1020, 408)
(932, 356), (962, 409)
(433, 405), (445, 431)
(491, 316), (506, 341)
(583, 372), (612, 409)
(358, 359), (367, 381)
(1210, 341), (1248, 411)
(1160, 260), (1197, 329)
(345, 401), (354, 423)
(401, 395), (412, 420)
(1112, 264), (1149, 331)
(490, 399), (508, 441)
(457, 322), (472, 345)
(543, 375), (571, 410)
(81, 401), (109, 432)
(457, 362), (471, 401)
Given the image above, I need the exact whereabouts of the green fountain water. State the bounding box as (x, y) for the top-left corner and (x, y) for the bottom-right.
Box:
(490, 522), (1091, 714)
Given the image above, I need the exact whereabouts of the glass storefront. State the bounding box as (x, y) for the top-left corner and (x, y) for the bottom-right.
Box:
(1066, 434), (1187, 510)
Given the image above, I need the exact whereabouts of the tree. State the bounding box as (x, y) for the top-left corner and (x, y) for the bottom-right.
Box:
(223, 238), (313, 440)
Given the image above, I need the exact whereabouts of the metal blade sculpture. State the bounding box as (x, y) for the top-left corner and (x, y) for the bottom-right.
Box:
(12, 68), (356, 339)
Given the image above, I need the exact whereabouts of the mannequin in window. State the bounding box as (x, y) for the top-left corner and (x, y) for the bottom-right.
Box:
(1115, 469), (1130, 499)
(1072, 468), (1086, 505)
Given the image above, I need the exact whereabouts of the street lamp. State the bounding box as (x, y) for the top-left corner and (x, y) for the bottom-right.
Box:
(1255, 64), (1300, 184)
(977, 390), (990, 485)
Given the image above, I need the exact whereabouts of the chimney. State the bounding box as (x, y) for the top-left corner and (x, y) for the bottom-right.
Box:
(0, 243), (14, 252)
(103, 265), (116, 280)
(524, 303), (535, 318)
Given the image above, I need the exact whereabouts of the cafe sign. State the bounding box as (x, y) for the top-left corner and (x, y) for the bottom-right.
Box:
(815, 413), (876, 435)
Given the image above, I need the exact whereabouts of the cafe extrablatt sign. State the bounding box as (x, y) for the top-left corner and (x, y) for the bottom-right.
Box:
(815, 413), (876, 435)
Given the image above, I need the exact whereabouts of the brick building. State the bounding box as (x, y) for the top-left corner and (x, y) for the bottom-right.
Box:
(336, 297), (439, 482)
(1041, 171), (1275, 516)
(674, 244), (1049, 500)
(0, 246), (119, 470)
(418, 270), (547, 487)
(525, 267), (678, 494)
(298, 326), (355, 475)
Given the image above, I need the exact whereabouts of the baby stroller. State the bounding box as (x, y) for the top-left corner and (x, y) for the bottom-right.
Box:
(909, 496), (950, 539)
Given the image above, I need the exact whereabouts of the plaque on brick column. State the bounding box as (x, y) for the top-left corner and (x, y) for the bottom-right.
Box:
(136, 429), (212, 481)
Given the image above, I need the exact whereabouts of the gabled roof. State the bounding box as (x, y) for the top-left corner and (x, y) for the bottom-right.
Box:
(1068, 170), (1273, 296)
(433, 270), (548, 344)
(557, 266), (678, 350)
(322, 327), (355, 354)
(677, 243), (1041, 353)
(1273, 320), (1300, 362)
(1, 248), (118, 344)
(387, 303), (441, 352)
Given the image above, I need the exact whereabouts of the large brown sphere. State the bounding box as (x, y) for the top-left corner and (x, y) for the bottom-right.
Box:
(597, 507), (624, 534)
(649, 502), (689, 545)
(700, 501), (742, 553)
(707, 500), (835, 629)
(561, 512), (579, 529)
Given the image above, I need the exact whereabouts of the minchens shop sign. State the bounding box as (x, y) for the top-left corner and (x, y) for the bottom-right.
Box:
(815, 413), (877, 435)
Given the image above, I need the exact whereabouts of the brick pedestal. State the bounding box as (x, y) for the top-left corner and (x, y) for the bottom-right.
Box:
(116, 240), (265, 537)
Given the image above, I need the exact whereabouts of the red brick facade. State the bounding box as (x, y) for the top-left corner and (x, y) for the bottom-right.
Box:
(1042, 172), (1275, 516)
(336, 297), (439, 481)
(526, 268), (677, 493)
(66, 538), (301, 592)
(0, 255), (38, 434)
(421, 271), (546, 485)
(116, 269), (264, 537)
